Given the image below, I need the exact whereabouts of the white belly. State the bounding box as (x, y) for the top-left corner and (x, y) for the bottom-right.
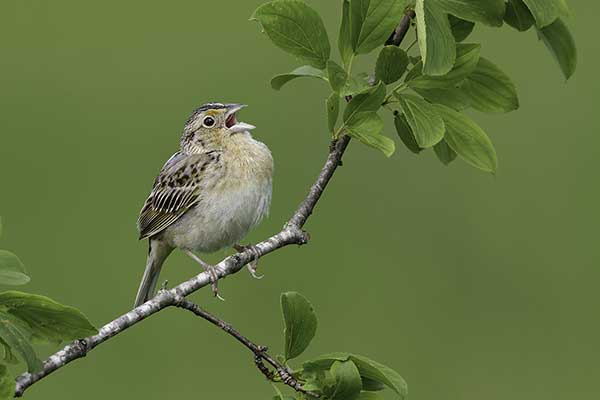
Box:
(163, 176), (272, 253)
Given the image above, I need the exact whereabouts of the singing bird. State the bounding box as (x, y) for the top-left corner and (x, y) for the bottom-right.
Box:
(134, 103), (273, 307)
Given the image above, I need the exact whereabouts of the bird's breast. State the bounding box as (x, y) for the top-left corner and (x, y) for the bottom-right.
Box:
(165, 136), (273, 253)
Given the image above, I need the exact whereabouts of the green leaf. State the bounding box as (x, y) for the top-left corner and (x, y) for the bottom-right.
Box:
(344, 83), (386, 122)
(350, 0), (406, 54)
(271, 66), (327, 90)
(449, 15), (475, 42)
(407, 43), (481, 89)
(0, 311), (42, 373)
(0, 291), (97, 344)
(0, 338), (18, 365)
(339, 0), (353, 68)
(303, 353), (408, 399)
(462, 57), (519, 113)
(395, 94), (445, 148)
(438, 0), (506, 27)
(349, 354), (408, 398)
(504, 0), (535, 31)
(414, 87), (470, 110)
(327, 93), (340, 133)
(361, 376), (386, 391)
(0, 251), (30, 287)
(416, 0), (456, 76)
(327, 60), (348, 93)
(434, 139), (458, 165)
(251, 0), (331, 69)
(375, 46), (409, 84)
(0, 365), (14, 400)
(357, 392), (382, 400)
(281, 292), (317, 360)
(394, 113), (422, 154)
(341, 73), (372, 97)
(345, 112), (396, 157)
(522, 0), (569, 28)
(434, 104), (497, 172)
(330, 360), (362, 400)
(538, 18), (577, 80)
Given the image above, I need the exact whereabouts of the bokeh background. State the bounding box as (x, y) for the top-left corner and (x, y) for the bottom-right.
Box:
(0, 1), (597, 399)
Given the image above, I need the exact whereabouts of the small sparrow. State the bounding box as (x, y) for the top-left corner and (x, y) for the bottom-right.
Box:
(133, 103), (273, 307)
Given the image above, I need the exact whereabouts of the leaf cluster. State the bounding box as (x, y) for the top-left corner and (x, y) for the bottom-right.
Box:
(0, 219), (96, 398)
(252, 0), (576, 173)
(274, 292), (406, 400)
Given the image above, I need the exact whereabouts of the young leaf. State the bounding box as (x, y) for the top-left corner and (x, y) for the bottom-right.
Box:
(327, 93), (340, 132)
(449, 15), (475, 42)
(462, 57), (519, 113)
(330, 360), (362, 400)
(348, 354), (408, 399)
(394, 113), (422, 154)
(407, 43), (481, 89)
(538, 18), (577, 80)
(350, 0), (406, 55)
(0, 291), (97, 344)
(434, 104), (497, 172)
(339, 0), (353, 68)
(344, 83), (386, 122)
(438, 0), (505, 27)
(375, 46), (409, 84)
(345, 112), (396, 157)
(304, 353), (408, 399)
(251, 0), (331, 69)
(0, 250), (30, 286)
(271, 66), (327, 90)
(522, 0), (569, 28)
(416, 0), (456, 76)
(504, 0), (535, 31)
(327, 60), (348, 93)
(0, 311), (42, 373)
(395, 94), (445, 148)
(281, 292), (317, 360)
(434, 139), (458, 165)
(0, 365), (14, 400)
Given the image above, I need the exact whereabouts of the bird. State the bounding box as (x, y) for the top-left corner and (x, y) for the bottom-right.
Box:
(133, 102), (273, 307)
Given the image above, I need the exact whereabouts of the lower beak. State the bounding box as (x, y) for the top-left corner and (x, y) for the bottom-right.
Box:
(226, 104), (256, 133)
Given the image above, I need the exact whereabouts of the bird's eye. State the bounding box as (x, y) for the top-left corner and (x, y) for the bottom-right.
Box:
(203, 116), (215, 127)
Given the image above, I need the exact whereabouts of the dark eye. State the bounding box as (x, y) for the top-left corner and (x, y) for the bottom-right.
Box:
(203, 116), (215, 127)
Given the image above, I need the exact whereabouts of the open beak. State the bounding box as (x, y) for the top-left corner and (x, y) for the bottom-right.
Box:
(225, 104), (256, 134)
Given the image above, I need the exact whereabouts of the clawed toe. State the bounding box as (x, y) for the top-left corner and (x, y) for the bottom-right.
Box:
(184, 250), (225, 301)
(234, 244), (263, 280)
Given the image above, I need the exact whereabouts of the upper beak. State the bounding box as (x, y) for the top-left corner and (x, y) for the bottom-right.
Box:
(225, 104), (256, 133)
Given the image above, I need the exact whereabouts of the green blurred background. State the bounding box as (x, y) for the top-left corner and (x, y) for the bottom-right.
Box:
(0, 1), (597, 399)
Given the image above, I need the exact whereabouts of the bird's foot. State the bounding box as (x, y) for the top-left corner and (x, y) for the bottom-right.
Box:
(233, 243), (263, 279)
(184, 250), (225, 301)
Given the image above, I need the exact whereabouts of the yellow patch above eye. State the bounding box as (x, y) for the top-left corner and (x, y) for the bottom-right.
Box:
(205, 109), (226, 117)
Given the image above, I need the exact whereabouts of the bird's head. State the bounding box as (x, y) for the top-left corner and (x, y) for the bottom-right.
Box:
(181, 103), (255, 152)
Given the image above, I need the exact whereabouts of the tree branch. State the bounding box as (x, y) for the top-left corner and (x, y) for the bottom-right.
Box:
(174, 299), (320, 398)
(386, 9), (416, 47)
(14, 10), (415, 398)
(13, 136), (349, 397)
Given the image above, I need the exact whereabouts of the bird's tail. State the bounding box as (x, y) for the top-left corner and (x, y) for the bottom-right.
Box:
(133, 240), (173, 308)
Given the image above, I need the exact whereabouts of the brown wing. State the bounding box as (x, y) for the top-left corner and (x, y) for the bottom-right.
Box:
(137, 152), (217, 240)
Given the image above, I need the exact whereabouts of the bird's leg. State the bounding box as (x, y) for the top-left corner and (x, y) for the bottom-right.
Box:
(233, 244), (263, 279)
(183, 250), (225, 301)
